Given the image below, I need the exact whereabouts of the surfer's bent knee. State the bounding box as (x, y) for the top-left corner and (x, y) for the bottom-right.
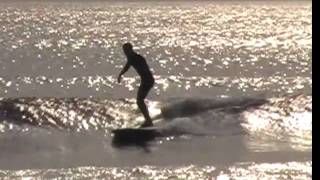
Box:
(144, 78), (154, 89)
(140, 79), (154, 92)
(137, 98), (144, 105)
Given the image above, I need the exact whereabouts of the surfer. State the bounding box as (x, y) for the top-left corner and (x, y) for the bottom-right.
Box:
(117, 43), (155, 127)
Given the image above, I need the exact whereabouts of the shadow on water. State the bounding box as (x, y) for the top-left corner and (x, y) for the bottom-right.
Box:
(111, 128), (161, 153)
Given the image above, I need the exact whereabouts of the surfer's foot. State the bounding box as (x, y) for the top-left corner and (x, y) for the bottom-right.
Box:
(140, 121), (153, 128)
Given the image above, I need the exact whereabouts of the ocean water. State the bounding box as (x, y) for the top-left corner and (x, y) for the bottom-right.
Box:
(0, 1), (312, 179)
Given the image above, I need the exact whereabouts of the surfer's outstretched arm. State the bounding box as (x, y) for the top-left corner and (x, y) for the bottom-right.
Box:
(118, 62), (130, 83)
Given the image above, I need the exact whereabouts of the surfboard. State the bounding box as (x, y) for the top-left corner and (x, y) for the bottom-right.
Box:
(111, 127), (162, 147)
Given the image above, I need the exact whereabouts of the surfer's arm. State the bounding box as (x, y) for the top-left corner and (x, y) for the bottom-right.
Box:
(117, 62), (130, 83)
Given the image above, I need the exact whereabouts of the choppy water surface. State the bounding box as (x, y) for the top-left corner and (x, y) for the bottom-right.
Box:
(0, 1), (312, 179)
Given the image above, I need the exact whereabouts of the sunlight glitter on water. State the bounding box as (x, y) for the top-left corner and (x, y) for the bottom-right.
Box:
(241, 94), (312, 151)
(0, 162), (311, 179)
(0, 75), (311, 98)
(0, 2), (311, 78)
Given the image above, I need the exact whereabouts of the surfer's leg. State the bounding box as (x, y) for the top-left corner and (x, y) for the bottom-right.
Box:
(137, 81), (154, 127)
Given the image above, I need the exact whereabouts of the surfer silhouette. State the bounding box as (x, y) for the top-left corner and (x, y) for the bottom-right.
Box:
(117, 43), (155, 128)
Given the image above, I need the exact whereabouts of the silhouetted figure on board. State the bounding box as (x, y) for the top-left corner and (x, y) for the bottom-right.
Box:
(117, 43), (155, 128)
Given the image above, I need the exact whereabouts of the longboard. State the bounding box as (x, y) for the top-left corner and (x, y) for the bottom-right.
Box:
(111, 127), (162, 147)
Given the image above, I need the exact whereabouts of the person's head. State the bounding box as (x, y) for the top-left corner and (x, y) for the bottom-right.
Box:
(122, 43), (133, 54)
